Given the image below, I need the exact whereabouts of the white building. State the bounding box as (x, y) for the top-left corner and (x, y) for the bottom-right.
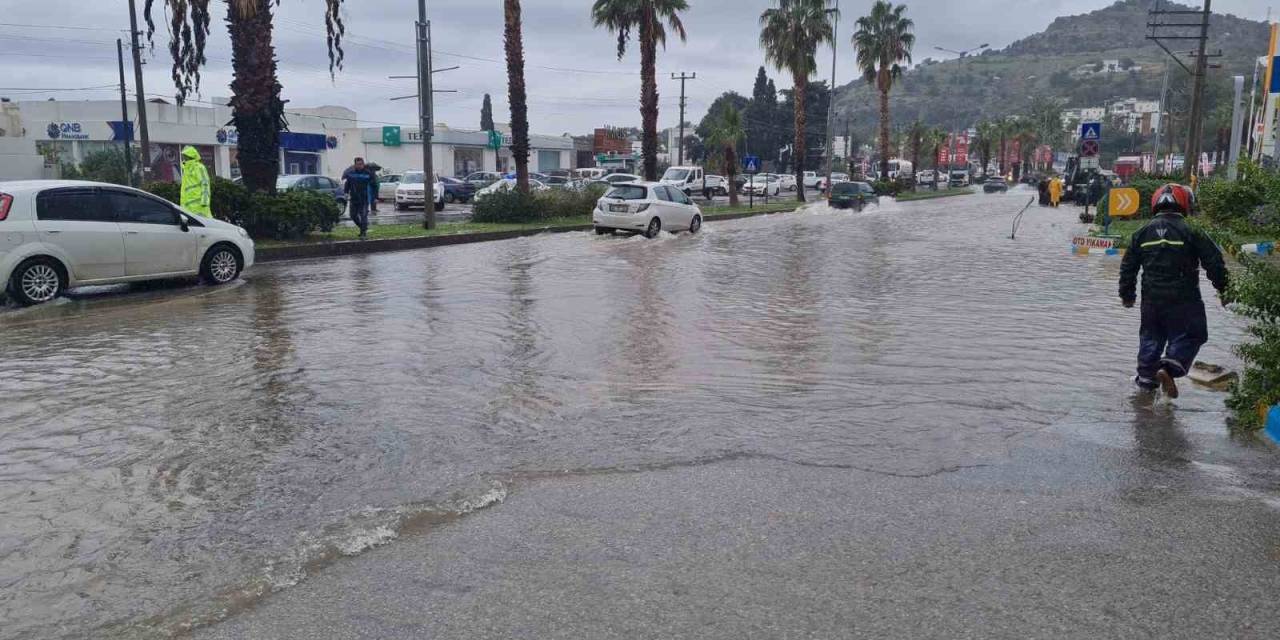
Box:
(0, 99), (574, 182)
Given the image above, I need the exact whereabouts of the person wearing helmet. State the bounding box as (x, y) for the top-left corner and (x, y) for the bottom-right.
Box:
(179, 146), (212, 217)
(1119, 183), (1230, 397)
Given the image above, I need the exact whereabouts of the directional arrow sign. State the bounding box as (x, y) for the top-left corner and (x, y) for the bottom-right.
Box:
(1109, 187), (1139, 218)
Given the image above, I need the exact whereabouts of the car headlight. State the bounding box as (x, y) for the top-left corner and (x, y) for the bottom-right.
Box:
(237, 226), (250, 238)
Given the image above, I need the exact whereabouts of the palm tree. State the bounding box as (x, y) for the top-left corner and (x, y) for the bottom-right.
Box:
(906, 120), (927, 179)
(704, 104), (745, 207)
(853, 1), (914, 182)
(145, 0), (346, 193)
(759, 0), (834, 203)
(592, 0), (689, 181)
(972, 120), (996, 176)
(928, 128), (947, 173)
(996, 117), (1016, 177)
(505, 0), (531, 193)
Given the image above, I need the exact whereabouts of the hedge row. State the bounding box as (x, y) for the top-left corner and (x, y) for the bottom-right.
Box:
(147, 177), (341, 241)
(471, 184), (608, 224)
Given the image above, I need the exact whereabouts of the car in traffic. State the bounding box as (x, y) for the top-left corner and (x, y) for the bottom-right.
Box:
(661, 166), (715, 196)
(438, 176), (476, 203)
(815, 172), (851, 192)
(602, 173), (643, 185)
(983, 177), (1009, 193)
(949, 170), (971, 187)
(776, 174), (797, 192)
(916, 170), (937, 186)
(828, 181), (879, 209)
(395, 171), (445, 211)
(0, 180), (255, 305)
(277, 174), (346, 206)
(802, 171), (823, 190)
(742, 174), (781, 197)
(592, 182), (702, 238)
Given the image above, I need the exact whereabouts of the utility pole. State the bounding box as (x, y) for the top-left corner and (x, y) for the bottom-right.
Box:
(1229, 75), (1246, 180)
(126, 0), (151, 181)
(671, 72), (696, 166)
(1153, 60), (1169, 172)
(417, 0), (436, 229)
(116, 39), (134, 187)
(1147, 0), (1217, 182)
(824, 0), (840, 194)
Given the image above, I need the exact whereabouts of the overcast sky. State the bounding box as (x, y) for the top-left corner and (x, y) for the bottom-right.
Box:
(0, 0), (1273, 135)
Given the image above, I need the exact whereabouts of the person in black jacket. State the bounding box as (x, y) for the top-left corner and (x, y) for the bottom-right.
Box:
(342, 158), (377, 239)
(1119, 183), (1230, 397)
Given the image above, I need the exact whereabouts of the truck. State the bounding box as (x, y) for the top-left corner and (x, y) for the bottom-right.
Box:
(660, 166), (727, 197)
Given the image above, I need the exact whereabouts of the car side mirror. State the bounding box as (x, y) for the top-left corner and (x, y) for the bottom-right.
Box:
(179, 216), (190, 232)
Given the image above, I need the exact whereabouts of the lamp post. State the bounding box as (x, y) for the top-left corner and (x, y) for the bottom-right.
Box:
(935, 43), (989, 60)
(823, 1), (840, 196)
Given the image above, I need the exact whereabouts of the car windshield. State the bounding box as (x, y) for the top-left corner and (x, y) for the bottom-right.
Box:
(402, 172), (426, 185)
(662, 169), (690, 181)
(276, 175), (304, 189)
(605, 185), (648, 200)
(832, 183), (857, 195)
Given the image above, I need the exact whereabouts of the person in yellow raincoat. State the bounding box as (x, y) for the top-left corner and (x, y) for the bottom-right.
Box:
(1048, 176), (1063, 208)
(179, 146), (212, 217)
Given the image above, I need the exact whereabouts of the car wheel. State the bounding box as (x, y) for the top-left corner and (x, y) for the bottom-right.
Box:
(434, 199), (446, 212)
(200, 245), (243, 285)
(595, 226), (611, 235)
(445, 192), (456, 204)
(688, 215), (702, 234)
(644, 217), (662, 239)
(9, 257), (64, 306)
(395, 203), (407, 211)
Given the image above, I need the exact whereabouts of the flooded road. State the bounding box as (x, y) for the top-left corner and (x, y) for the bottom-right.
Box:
(2, 189), (1276, 638)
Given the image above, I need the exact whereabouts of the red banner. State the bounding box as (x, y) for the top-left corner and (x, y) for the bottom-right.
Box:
(937, 135), (950, 166)
(955, 134), (969, 166)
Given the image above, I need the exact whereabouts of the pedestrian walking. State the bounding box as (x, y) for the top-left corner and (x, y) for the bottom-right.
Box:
(342, 157), (377, 240)
(179, 146), (212, 217)
(1037, 177), (1049, 206)
(366, 162), (382, 214)
(1119, 183), (1230, 398)
(1048, 176), (1062, 208)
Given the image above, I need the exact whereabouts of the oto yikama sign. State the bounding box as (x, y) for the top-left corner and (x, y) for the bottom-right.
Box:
(1072, 235), (1118, 249)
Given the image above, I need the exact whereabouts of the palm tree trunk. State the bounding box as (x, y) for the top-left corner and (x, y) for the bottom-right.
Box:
(793, 72), (807, 203)
(639, 3), (659, 181)
(228, 0), (284, 194)
(878, 76), (891, 181)
(999, 134), (1007, 176)
(503, 0), (530, 193)
(726, 145), (739, 207)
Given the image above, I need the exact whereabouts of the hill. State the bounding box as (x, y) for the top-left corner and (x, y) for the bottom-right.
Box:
(832, 0), (1269, 136)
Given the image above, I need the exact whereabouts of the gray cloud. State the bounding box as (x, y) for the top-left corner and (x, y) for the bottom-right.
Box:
(0, 0), (1273, 135)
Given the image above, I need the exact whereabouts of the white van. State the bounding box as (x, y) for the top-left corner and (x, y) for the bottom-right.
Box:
(660, 166), (708, 196)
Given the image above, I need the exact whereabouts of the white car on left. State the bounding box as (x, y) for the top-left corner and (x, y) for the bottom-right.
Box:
(593, 182), (703, 238)
(0, 180), (255, 306)
(394, 171), (445, 212)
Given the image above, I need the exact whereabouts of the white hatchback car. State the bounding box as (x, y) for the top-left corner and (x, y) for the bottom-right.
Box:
(0, 180), (255, 305)
(593, 182), (703, 238)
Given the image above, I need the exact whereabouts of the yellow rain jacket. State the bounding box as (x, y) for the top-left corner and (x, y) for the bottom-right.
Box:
(1048, 177), (1063, 205)
(180, 146), (212, 217)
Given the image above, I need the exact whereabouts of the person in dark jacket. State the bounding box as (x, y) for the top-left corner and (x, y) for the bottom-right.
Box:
(366, 162), (382, 213)
(1119, 183), (1230, 397)
(342, 157), (377, 239)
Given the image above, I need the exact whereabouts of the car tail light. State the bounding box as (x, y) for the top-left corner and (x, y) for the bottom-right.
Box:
(0, 193), (11, 221)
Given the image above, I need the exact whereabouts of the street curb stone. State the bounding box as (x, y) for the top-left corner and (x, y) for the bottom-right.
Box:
(256, 207), (799, 263)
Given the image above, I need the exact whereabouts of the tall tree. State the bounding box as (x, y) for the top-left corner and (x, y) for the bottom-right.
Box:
(704, 104), (745, 207)
(145, 0), (347, 193)
(504, 0), (531, 193)
(591, 0), (689, 181)
(759, 0), (834, 203)
(853, 1), (914, 181)
(906, 119), (927, 178)
(746, 66), (777, 167)
(481, 93), (495, 131)
(928, 128), (947, 173)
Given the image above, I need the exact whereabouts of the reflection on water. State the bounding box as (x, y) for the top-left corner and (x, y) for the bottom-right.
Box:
(0, 193), (1261, 638)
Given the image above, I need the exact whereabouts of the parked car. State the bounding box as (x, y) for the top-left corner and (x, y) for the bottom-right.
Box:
(593, 182), (702, 238)
(0, 180), (254, 305)
(463, 171), (503, 189)
(815, 172), (852, 191)
(660, 166), (709, 196)
(742, 174), (781, 197)
(802, 171), (823, 190)
(572, 168), (606, 181)
(439, 176), (476, 203)
(277, 174), (346, 205)
(474, 178), (549, 200)
(395, 171), (445, 211)
(829, 181), (879, 209)
(602, 173), (643, 185)
(547, 169), (572, 179)
(701, 175), (730, 197)
(983, 177), (1009, 193)
(916, 170), (937, 186)
(776, 174), (797, 191)
(949, 170), (971, 187)
(377, 173), (402, 201)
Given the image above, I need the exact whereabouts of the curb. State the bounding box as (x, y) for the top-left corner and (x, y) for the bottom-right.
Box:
(1264, 405), (1280, 447)
(257, 206), (801, 263)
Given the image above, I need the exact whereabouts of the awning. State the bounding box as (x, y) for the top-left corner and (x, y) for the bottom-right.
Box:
(280, 132), (327, 152)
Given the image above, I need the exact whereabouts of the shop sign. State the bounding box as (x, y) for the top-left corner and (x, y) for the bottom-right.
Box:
(46, 122), (90, 140)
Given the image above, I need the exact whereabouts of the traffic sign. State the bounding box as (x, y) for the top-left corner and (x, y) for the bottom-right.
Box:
(1109, 187), (1140, 218)
(487, 130), (503, 151)
(1080, 122), (1101, 142)
(1080, 140), (1100, 157)
(743, 155), (761, 174)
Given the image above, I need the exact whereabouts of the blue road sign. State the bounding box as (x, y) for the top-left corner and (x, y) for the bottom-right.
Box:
(743, 155), (761, 173)
(1080, 122), (1101, 142)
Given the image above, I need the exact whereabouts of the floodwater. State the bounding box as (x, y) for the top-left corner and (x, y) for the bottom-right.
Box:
(0, 189), (1269, 638)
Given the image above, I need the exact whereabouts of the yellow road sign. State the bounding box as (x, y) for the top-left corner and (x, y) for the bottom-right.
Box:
(1109, 187), (1140, 218)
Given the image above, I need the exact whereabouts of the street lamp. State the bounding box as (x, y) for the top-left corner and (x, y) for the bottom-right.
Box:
(935, 43), (989, 59)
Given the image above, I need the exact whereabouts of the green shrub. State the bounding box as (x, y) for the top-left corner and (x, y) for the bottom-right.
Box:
(145, 177), (339, 240)
(1225, 256), (1280, 431)
(873, 180), (902, 196)
(61, 147), (139, 185)
(471, 185), (608, 224)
